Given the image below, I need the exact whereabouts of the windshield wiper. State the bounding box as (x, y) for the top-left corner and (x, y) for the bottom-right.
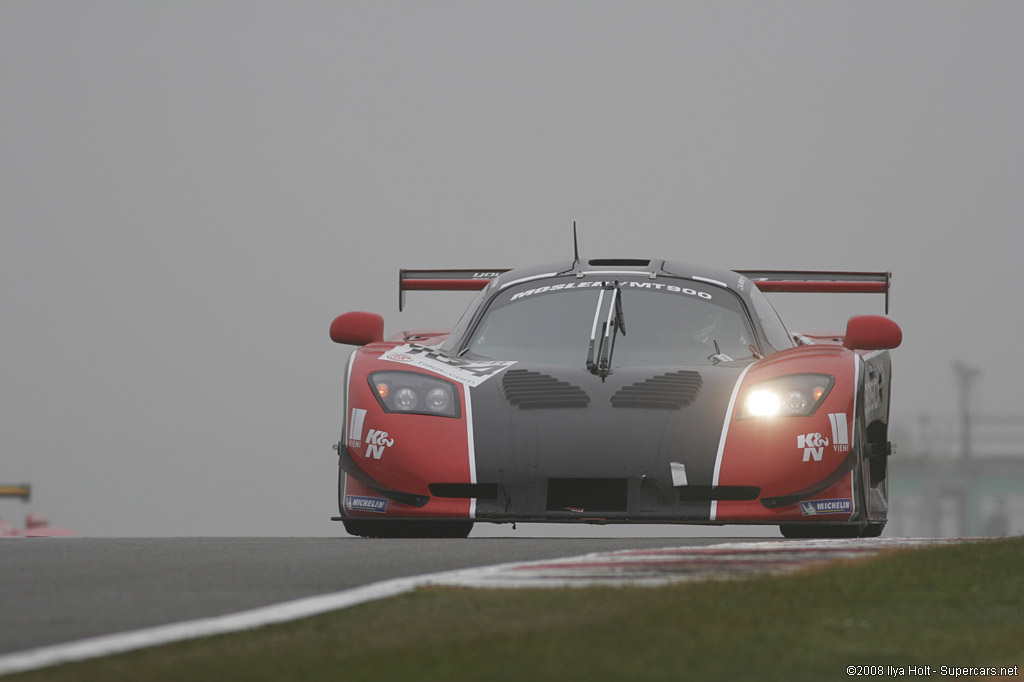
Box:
(586, 282), (626, 380)
(585, 287), (606, 375)
(708, 339), (733, 365)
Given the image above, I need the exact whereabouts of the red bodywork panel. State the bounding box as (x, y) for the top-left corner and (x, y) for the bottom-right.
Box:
(715, 345), (860, 522)
(342, 340), (474, 519)
(0, 485), (72, 537)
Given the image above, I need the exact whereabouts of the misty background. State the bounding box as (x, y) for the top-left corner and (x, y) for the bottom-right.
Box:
(2, 2), (1021, 536)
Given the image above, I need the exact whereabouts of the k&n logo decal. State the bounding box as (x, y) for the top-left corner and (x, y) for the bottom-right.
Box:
(364, 429), (394, 460)
(799, 413), (851, 462)
(346, 409), (395, 460)
(798, 432), (829, 462)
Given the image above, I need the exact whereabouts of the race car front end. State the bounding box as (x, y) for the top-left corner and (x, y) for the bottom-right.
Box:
(328, 263), (901, 538)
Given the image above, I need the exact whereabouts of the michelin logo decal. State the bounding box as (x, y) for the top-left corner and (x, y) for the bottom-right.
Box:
(381, 344), (515, 387)
(800, 498), (852, 516)
(345, 496), (388, 514)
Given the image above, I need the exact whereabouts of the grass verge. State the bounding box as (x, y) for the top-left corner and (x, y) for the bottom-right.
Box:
(9, 537), (1024, 682)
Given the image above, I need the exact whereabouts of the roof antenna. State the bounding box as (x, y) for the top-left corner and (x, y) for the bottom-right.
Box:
(572, 221), (580, 266)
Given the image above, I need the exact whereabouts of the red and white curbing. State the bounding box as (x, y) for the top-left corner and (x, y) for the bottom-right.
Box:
(425, 538), (966, 589)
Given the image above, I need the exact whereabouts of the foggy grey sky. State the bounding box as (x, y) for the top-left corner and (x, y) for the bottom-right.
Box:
(2, 2), (1022, 536)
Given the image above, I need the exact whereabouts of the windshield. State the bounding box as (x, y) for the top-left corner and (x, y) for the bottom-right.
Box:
(464, 276), (758, 367)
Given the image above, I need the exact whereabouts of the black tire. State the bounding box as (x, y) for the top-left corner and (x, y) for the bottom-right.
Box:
(342, 519), (474, 539)
(779, 523), (861, 539)
(859, 522), (885, 538)
(779, 522), (885, 539)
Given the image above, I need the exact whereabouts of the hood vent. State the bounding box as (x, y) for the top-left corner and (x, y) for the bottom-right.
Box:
(502, 369), (590, 409)
(611, 371), (703, 409)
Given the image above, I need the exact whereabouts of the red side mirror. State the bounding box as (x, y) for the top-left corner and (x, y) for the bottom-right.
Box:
(844, 315), (902, 351)
(330, 311), (384, 346)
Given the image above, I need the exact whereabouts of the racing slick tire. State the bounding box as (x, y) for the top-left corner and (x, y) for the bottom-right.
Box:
(342, 519), (474, 539)
(779, 523), (860, 539)
(859, 522), (886, 538)
(778, 522), (885, 539)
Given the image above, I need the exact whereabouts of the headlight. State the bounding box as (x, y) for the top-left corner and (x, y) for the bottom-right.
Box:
(368, 371), (461, 418)
(739, 374), (833, 418)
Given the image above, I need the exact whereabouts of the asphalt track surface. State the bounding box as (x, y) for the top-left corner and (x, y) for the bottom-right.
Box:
(0, 536), (754, 656)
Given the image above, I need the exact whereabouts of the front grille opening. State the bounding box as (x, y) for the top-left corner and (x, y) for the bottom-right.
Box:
(546, 478), (628, 512)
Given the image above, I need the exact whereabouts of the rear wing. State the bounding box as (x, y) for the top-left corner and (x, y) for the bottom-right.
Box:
(399, 269), (510, 311)
(737, 270), (892, 314)
(397, 267), (893, 313)
(0, 484), (31, 501)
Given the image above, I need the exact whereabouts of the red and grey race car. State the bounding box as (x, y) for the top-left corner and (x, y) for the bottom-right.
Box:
(0, 484), (73, 537)
(329, 258), (901, 539)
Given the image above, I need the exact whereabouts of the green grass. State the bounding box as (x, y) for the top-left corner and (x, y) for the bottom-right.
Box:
(11, 538), (1024, 682)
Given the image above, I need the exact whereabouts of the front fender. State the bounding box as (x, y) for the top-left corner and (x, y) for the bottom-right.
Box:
(715, 346), (861, 517)
(340, 344), (476, 518)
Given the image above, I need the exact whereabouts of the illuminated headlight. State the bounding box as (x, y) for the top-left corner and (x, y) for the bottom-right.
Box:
(368, 371), (461, 418)
(739, 374), (833, 418)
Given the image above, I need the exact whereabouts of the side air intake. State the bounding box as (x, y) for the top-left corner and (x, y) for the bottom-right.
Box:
(610, 371), (703, 409)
